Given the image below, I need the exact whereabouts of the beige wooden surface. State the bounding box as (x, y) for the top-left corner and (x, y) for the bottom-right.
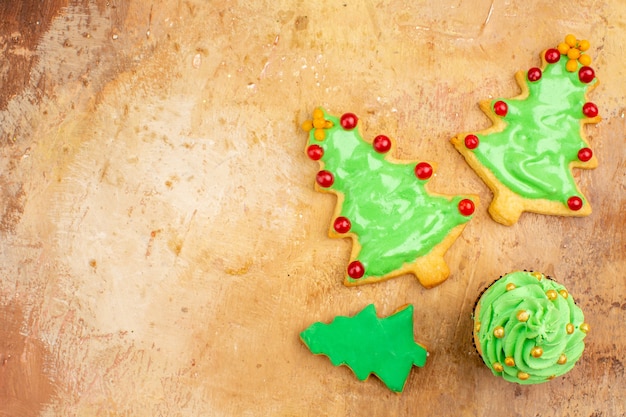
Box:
(1, 1), (625, 416)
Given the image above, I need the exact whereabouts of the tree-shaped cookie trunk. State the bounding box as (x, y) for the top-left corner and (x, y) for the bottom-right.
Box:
(302, 109), (477, 288)
(451, 35), (600, 226)
(300, 304), (428, 393)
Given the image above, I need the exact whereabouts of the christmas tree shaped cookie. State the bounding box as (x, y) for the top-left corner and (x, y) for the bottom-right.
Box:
(300, 304), (428, 392)
(452, 34), (600, 226)
(302, 108), (477, 288)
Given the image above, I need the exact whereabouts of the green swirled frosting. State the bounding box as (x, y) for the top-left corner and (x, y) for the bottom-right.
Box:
(473, 271), (588, 384)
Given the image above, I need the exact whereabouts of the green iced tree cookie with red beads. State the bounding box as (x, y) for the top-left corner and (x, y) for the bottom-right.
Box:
(451, 34), (600, 226)
(302, 108), (477, 288)
(300, 304), (428, 393)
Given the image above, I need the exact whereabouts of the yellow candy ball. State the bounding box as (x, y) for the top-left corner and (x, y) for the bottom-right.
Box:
(312, 108), (324, 120)
(580, 322), (591, 333)
(531, 347), (544, 358)
(578, 54), (592, 66)
(516, 310), (530, 322)
(565, 59), (578, 72)
(302, 120), (313, 132)
(567, 48), (581, 60)
(313, 129), (326, 141)
(313, 118), (326, 129)
(493, 326), (505, 338)
(557, 42), (570, 55)
(579, 39), (590, 51)
(565, 34), (577, 47)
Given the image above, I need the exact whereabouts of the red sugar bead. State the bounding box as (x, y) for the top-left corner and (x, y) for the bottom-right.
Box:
(494, 101), (508, 117)
(527, 67), (542, 82)
(464, 134), (479, 150)
(578, 147), (593, 162)
(414, 162), (433, 180)
(578, 66), (595, 83)
(347, 260), (365, 279)
(545, 48), (561, 64)
(333, 216), (351, 234)
(340, 113), (359, 130)
(458, 199), (475, 216)
(582, 102), (598, 118)
(373, 135), (392, 153)
(316, 170), (334, 188)
(567, 196), (583, 211)
(307, 144), (324, 160)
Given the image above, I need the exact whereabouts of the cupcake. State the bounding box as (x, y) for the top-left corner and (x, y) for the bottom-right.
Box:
(473, 271), (589, 384)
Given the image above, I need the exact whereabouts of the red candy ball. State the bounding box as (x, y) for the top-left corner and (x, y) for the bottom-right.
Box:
(582, 102), (598, 118)
(347, 260), (365, 279)
(578, 66), (595, 83)
(373, 135), (392, 153)
(464, 134), (479, 150)
(567, 196), (583, 211)
(307, 144), (324, 160)
(340, 113), (359, 130)
(316, 170), (334, 188)
(414, 162), (433, 180)
(545, 48), (561, 64)
(333, 216), (351, 234)
(578, 147), (593, 162)
(527, 67), (542, 82)
(458, 199), (475, 216)
(494, 101), (508, 117)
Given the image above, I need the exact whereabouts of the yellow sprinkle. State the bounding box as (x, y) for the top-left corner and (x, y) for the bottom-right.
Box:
(493, 326), (505, 338)
(531, 347), (543, 358)
(578, 54), (592, 66)
(557, 354), (567, 365)
(559, 289), (569, 299)
(475, 321), (481, 332)
(313, 129), (326, 141)
(567, 48), (581, 60)
(580, 322), (590, 334)
(557, 42), (570, 55)
(566, 323), (575, 334)
(312, 108), (324, 120)
(324, 120), (334, 129)
(566, 59), (579, 72)
(506, 283), (516, 291)
(579, 39), (590, 51)
(302, 120), (313, 132)
(547, 375), (556, 380)
(517, 310), (529, 322)
(565, 34), (577, 47)
(313, 118), (326, 129)
(546, 290), (558, 300)
(518, 371), (530, 380)
(505, 357), (515, 367)
(531, 271), (543, 281)
(492, 362), (504, 372)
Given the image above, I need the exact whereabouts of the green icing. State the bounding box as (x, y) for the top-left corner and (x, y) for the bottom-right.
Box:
(300, 304), (427, 392)
(474, 271), (587, 385)
(307, 110), (473, 281)
(472, 55), (596, 204)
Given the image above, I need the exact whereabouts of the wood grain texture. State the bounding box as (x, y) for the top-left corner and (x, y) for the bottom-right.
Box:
(0, 1), (624, 416)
